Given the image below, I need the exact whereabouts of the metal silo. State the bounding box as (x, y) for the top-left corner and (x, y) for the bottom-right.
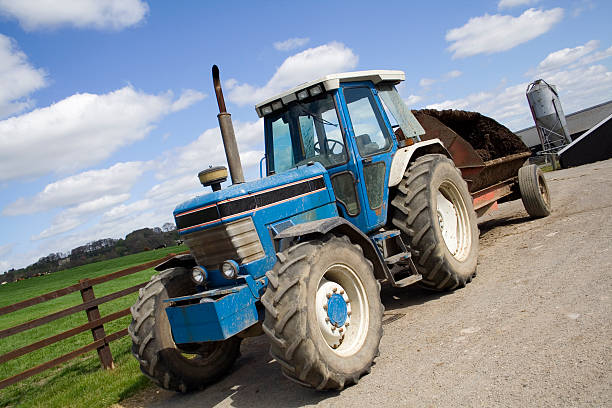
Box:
(526, 79), (572, 155)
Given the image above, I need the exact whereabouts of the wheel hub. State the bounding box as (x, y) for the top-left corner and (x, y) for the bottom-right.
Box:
(316, 279), (351, 350)
(327, 293), (348, 327)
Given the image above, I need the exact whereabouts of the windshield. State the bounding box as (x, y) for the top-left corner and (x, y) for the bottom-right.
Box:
(266, 93), (347, 174)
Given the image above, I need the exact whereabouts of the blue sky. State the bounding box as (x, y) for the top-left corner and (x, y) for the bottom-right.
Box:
(0, 0), (610, 272)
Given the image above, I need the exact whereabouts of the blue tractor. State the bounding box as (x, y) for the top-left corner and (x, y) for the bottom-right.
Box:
(129, 66), (480, 391)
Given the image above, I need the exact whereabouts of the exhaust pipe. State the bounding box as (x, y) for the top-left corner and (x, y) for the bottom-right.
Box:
(212, 65), (244, 185)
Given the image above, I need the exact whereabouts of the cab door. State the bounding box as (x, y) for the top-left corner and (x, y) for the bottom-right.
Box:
(338, 85), (397, 232)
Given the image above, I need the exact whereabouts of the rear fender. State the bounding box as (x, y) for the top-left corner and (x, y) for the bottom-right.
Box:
(274, 217), (387, 281)
(388, 139), (450, 187)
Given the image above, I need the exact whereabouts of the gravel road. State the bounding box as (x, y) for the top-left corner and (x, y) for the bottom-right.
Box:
(120, 159), (612, 408)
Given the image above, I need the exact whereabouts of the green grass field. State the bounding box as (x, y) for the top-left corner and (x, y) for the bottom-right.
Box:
(0, 245), (187, 408)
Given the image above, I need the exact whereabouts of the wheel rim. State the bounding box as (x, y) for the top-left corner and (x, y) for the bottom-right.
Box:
(538, 174), (550, 207)
(315, 263), (369, 357)
(436, 180), (472, 261)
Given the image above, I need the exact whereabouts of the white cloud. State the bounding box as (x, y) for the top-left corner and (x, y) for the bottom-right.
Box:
(3, 162), (147, 215)
(0, 243), (13, 258)
(498, 0), (539, 9)
(226, 42), (358, 106)
(0, 87), (204, 182)
(419, 78), (436, 87)
(102, 198), (153, 222)
(274, 37), (310, 51)
(419, 70), (462, 88)
(426, 60), (612, 131)
(537, 40), (599, 72)
(0, 34), (47, 118)
(170, 89), (206, 112)
(573, 45), (612, 67)
(446, 70), (463, 79)
(446, 8), (564, 59)
(33, 194), (130, 240)
(0, 0), (149, 31)
(404, 95), (423, 106)
(571, 0), (595, 18)
(159, 119), (265, 181)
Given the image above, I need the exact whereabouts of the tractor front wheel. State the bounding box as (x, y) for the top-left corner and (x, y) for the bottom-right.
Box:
(262, 235), (383, 390)
(129, 267), (241, 392)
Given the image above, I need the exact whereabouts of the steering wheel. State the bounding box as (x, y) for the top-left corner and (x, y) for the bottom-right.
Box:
(314, 139), (344, 155)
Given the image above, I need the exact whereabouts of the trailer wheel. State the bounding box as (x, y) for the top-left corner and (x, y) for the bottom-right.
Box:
(391, 154), (478, 291)
(129, 267), (241, 392)
(518, 164), (551, 218)
(261, 235), (383, 390)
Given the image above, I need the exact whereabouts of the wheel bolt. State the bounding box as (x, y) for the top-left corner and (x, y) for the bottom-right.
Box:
(331, 326), (336, 332)
(325, 317), (330, 323)
(345, 322), (350, 327)
(347, 311), (352, 316)
(326, 293), (331, 299)
(340, 290), (344, 295)
(339, 328), (343, 333)
(332, 344), (338, 349)
(332, 288), (337, 293)
(323, 304), (327, 311)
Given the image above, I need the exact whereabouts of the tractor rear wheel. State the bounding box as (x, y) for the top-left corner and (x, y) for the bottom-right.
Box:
(518, 164), (551, 218)
(261, 235), (383, 390)
(129, 267), (241, 392)
(391, 154), (478, 291)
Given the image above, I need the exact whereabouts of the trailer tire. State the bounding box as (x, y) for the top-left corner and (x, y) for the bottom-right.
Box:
(391, 154), (478, 291)
(518, 164), (551, 218)
(129, 267), (241, 392)
(262, 235), (383, 390)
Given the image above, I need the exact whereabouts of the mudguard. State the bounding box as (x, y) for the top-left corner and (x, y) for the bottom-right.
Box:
(275, 217), (387, 281)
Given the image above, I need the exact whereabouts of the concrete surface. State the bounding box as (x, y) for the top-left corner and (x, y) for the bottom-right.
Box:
(119, 159), (612, 408)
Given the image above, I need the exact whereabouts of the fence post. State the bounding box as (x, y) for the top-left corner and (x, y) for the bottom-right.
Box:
(79, 278), (114, 369)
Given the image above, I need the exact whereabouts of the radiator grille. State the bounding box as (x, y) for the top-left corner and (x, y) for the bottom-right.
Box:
(183, 217), (265, 270)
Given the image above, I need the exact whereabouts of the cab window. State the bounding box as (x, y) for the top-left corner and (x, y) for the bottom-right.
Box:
(343, 87), (393, 157)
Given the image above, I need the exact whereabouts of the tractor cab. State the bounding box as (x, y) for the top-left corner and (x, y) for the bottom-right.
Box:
(256, 71), (425, 233)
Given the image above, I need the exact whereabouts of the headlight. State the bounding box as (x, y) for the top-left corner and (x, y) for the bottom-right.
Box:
(221, 260), (239, 280)
(191, 266), (207, 285)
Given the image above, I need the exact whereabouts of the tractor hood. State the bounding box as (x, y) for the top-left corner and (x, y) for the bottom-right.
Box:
(174, 162), (334, 236)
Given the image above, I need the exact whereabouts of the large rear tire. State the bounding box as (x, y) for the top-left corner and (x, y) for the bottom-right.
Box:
(518, 164), (551, 218)
(261, 235), (383, 390)
(129, 268), (241, 392)
(391, 154), (478, 291)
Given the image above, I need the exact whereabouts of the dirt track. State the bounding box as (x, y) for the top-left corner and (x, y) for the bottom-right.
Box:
(120, 159), (612, 408)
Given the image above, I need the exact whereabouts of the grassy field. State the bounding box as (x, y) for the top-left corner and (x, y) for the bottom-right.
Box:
(0, 245), (187, 408)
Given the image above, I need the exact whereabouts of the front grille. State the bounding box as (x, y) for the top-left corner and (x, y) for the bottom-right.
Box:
(182, 217), (265, 270)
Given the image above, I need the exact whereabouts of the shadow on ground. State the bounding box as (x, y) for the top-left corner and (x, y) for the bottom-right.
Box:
(135, 284), (450, 407)
(478, 215), (532, 236)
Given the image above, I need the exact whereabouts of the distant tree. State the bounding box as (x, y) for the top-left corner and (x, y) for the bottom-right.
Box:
(162, 222), (176, 232)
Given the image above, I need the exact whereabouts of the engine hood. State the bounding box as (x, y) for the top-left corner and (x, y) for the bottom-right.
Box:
(174, 162), (333, 235)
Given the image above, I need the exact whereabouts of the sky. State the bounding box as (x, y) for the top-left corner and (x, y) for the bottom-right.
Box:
(0, 0), (610, 273)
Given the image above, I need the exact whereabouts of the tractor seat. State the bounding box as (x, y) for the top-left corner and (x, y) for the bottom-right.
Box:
(356, 134), (380, 156)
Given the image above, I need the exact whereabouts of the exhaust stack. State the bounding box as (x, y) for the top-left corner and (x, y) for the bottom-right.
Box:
(212, 65), (244, 185)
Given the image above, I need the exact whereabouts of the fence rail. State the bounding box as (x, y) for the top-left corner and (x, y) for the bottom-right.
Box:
(0, 252), (187, 390)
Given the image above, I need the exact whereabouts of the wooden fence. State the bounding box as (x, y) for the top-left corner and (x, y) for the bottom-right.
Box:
(0, 252), (186, 390)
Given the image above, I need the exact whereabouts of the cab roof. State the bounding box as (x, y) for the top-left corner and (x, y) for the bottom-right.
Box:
(254, 70), (405, 118)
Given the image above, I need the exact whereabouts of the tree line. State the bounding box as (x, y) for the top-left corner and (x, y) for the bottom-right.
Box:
(1, 223), (180, 283)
